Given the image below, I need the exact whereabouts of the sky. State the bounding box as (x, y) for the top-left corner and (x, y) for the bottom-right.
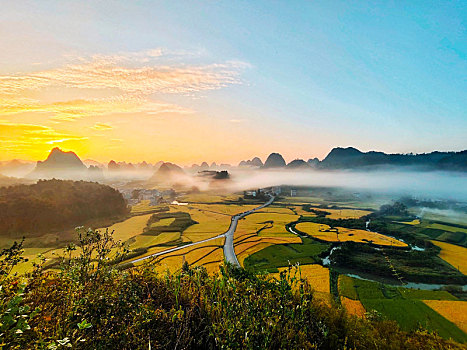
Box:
(0, 0), (466, 165)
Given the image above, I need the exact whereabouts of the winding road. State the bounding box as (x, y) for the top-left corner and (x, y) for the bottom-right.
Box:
(130, 194), (275, 267)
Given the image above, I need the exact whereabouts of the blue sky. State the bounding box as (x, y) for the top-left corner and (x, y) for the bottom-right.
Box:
(0, 1), (466, 163)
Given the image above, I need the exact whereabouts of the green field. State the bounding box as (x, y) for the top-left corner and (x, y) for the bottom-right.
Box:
(337, 275), (466, 342)
(243, 236), (329, 273)
(361, 298), (467, 343)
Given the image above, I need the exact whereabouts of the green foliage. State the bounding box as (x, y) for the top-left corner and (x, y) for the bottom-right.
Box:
(0, 240), (40, 346)
(0, 179), (129, 237)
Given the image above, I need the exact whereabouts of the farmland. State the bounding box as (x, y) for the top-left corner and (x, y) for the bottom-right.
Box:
(270, 264), (331, 303)
(244, 236), (329, 273)
(431, 241), (467, 274)
(423, 300), (467, 334)
(5, 186), (467, 345)
(294, 221), (407, 247)
(337, 275), (467, 343)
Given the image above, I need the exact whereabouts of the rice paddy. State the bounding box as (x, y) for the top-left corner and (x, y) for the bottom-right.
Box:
(233, 211), (303, 266)
(129, 232), (181, 249)
(423, 300), (467, 334)
(148, 237), (225, 274)
(100, 214), (153, 242)
(340, 297), (366, 318)
(431, 240), (467, 274)
(295, 222), (407, 247)
(180, 193), (241, 203)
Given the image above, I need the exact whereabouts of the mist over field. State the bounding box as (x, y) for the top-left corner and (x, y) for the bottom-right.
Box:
(228, 169), (467, 202)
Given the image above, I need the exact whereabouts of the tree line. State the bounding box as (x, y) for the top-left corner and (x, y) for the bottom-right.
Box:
(0, 179), (129, 236)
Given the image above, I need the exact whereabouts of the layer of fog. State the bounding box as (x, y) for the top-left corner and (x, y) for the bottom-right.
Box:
(228, 169), (467, 202)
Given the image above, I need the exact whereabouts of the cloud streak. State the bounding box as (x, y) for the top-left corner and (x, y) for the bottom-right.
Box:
(0, 96), (193, 121)
(0, 53), (247, 96)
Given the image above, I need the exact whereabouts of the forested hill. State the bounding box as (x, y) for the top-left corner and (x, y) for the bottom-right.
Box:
(0, 179), (129, 236)
(320, 147), (467, 170)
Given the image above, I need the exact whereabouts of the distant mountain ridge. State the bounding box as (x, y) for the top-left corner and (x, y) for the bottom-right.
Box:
(320, 147), (467, 170)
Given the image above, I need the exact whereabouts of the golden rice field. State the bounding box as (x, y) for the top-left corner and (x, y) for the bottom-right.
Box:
(431, 241), (467, 274)
(423, 300), (467, 334)
(292, 206), (371, 219)
(232, 211), (302, 265)
(100, 214), (153, 242)
(399, 219), (421, 225)
(295, 222), (407, 247)
(270, 264), (331, 304)
(166, 205), (231, 242)
(191, 203), (259, 216)
(149, 218), (175, 228)
(323, 208), (372, 219)
(129, 232), (181, 249)
(235, 236), (302, 266)
(130, 200), (165, 215)
(14, 218), (156, 273)
(255, 206), (297, 215)
(11, 247), (53, 275)
(341, 297), (366, 318)
(235, 212), (300, 237)
(180, 193), (241, 203)
(150, 237), (225, 274)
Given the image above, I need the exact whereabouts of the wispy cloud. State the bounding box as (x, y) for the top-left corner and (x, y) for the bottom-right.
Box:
(0, 51), (248, 96)
(0, 96), (193, 121)
(90, 122), (113, 131)
(0, 49), (248, 124)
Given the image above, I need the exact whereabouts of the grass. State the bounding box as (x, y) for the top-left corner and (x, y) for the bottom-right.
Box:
(428, 223), (467, 234)
(295, 221), (407, 247)
(398, 288), (458, 301)
(352, 279), (386, 299)
(361, 298), (467, 343)
(431, 240), (467, 274)
(423, 300), (467, 334)
(338, 275), (359, 300)
(243, 236), (330, 273)
(339, 276), (457, 301)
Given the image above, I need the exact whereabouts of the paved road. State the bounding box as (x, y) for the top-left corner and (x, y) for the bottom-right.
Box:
(130, 195), (275, 266)
(223, 195), (274, 267)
